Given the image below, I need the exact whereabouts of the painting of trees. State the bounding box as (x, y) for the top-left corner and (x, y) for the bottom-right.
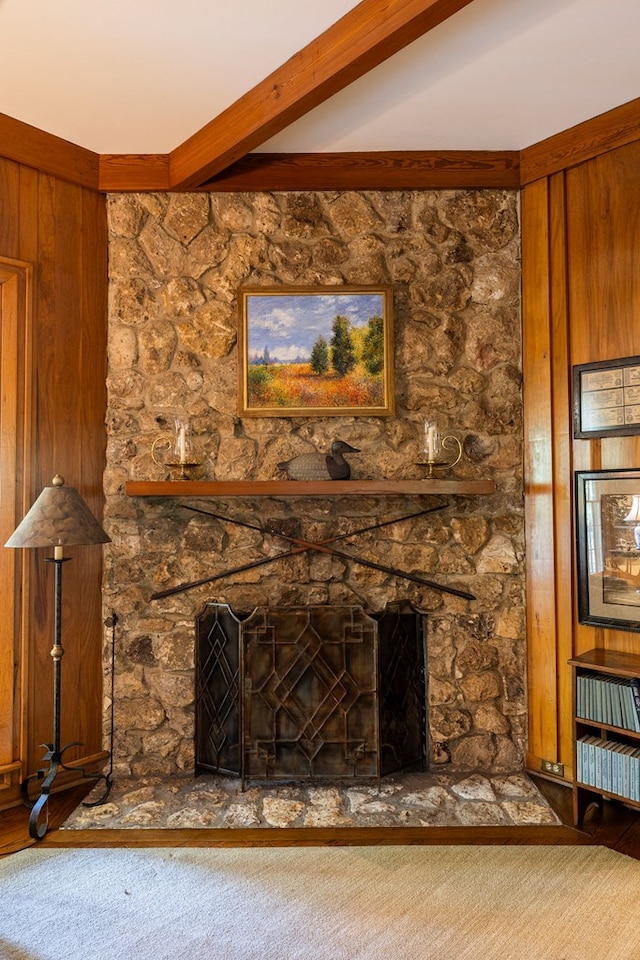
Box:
(241, 287), (394, 415)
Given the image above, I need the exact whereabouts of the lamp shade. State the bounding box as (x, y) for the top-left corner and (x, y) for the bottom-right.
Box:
(4, 475), (111, 549)
(624, 495), (640, 525)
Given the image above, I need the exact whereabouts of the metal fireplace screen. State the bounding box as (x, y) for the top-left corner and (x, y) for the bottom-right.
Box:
(196, 604), (426, 783)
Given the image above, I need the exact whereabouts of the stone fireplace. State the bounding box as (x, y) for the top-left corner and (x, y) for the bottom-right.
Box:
(103, 187), (525, 782)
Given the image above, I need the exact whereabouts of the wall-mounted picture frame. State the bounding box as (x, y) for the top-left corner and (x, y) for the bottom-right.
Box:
(238, 286), (395, 417)
(576, 469), (640, 633)
(573, 355), (640, 438)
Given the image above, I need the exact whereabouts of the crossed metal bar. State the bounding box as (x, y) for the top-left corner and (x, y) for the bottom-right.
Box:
(151, 500), (475, 602)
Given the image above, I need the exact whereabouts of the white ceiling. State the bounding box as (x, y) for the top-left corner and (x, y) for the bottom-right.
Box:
(0, 0), (638, 157)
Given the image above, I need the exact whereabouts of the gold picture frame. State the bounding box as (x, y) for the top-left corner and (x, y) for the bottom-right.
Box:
(238, 286), (395, 417)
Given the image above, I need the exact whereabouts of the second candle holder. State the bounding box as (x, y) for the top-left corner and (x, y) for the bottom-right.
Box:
(152, 417), (203, 479)
(418, 421), (462, 478)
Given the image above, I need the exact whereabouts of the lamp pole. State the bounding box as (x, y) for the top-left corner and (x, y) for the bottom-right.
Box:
(21, 548), (82, 838)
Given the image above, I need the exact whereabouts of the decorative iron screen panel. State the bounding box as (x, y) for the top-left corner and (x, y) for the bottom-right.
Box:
(243, 606), (378, 780)
(195, 603), (242, 776)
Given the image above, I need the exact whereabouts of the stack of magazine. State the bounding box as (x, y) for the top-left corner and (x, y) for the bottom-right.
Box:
(576, 670), (640, 801)
(576, 672), (640, 732)
(576, 736), (640, 801)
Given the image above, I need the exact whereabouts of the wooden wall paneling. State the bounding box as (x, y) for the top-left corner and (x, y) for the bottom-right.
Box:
(11, 171), (109, 787)
(0, 256), (33, 797)
(77, 186), (108, 756)
(14, 166), (39, 789)
(521, 177), (561, 772)
(25, 172), (58, 779)
(566, 143), (640, 658)
(79, 186), (109, 516)
(0, 153), (108, 808)
(562, 154), (604, 665)
(548, 171), (575, 776)
(39, 178), (105, 764)
(566, 143), (640, 364)
(16, 166), (39, 297)
(55, 178), (87, 755)
(0, 267), (21, 781)
(0, 160), (21, 259)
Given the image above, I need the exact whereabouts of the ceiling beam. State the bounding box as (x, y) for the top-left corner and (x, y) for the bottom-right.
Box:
(0, 113), (99, 190)
(201, 151), (520, 191)
(99, 154), (170, 192)
(168, 0), (476, 190)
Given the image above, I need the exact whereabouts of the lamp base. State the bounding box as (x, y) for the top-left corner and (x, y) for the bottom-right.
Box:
(21, 742), (113, 840)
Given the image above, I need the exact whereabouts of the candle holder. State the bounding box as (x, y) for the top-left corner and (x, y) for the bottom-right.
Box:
(417, 421), (462, 478)
(152, 417), (203, 479)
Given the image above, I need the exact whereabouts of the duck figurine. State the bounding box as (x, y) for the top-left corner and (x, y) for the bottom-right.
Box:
(278, 440), (360, 481)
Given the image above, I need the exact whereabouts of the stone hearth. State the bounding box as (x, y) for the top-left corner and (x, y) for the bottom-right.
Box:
(62, 771), (558, 830)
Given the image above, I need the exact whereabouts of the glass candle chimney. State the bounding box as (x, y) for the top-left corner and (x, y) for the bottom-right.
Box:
(174, 418), (192, 464)
(424, 421), (440, 462)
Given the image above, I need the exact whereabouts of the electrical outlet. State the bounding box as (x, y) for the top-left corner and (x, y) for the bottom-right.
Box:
(541, 759), (564, 777)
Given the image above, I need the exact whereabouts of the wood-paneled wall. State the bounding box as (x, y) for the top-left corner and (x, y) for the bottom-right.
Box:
(522, 138), (640, 780)
(0, 155), (108, 808)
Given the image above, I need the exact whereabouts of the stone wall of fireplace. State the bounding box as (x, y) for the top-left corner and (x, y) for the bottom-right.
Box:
(103, 188), (524, 779)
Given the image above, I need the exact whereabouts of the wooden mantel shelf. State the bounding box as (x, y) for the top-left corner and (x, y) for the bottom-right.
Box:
(125, 479), (496, 498)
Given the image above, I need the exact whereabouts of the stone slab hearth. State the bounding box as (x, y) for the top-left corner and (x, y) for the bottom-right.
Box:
(61, 771), (558, 830)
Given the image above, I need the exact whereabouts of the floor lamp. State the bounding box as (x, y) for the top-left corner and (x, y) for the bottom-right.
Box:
(5, 475), (112, 840)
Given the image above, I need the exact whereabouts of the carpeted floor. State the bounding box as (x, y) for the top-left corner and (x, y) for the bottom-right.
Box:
(1, 845), (638, 959)
(61, 770), (560, 830)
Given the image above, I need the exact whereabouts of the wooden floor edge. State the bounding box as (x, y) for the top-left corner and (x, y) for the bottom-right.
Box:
(0, 837), (36, 857)
(32, 824), (591, 850)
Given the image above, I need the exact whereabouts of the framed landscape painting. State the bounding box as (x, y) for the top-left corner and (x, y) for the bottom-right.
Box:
(238, 286), (395, 417)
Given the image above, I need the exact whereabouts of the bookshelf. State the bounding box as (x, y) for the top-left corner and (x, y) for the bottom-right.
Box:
(569, 649), (640, 826)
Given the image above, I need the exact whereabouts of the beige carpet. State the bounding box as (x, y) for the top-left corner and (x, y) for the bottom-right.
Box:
(1, 845), (638, 959)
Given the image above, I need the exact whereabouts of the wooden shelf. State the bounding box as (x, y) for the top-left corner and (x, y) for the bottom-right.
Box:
(569, 648), (640, 680)
(125, 479), (496, 498)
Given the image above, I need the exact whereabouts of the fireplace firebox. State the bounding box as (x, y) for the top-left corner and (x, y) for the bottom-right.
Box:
(195, 604), (426, 784)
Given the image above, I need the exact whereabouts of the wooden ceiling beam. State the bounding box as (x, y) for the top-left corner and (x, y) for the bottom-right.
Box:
(97, 150), (520, 193)
(201, 150), (520, 191)
(168, 0), (476, 190)
(99, 154), (170, 192)
(0, 113), (99, 190)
